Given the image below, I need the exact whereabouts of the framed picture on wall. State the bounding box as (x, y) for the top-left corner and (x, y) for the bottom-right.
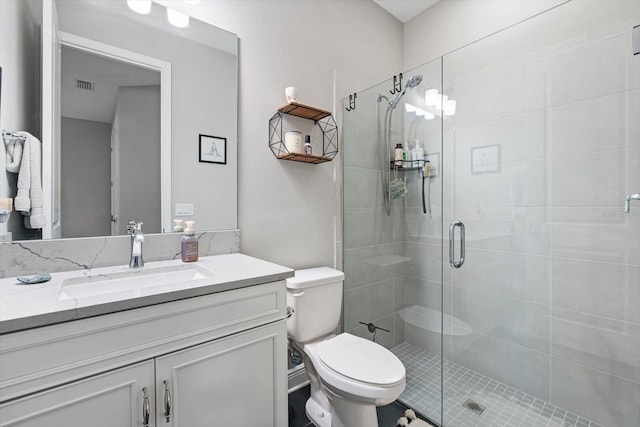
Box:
(199, 134), (226, 164)
(471, 144), (500, 174)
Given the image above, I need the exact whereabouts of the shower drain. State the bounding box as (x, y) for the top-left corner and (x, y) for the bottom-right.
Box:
(463, 399), (486, 415)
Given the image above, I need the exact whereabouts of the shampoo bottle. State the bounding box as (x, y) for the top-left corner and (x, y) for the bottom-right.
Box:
(181, 221), (198, 262)
(394, 143), (403, 167)
(413, 140), (424, 166)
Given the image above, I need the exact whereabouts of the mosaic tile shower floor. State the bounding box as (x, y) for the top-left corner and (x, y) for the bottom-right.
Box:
(391, 342), (604, 427)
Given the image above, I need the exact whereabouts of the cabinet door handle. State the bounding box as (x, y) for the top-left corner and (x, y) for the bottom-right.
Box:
(163, 380), (172, 423)
(449, 220), (465, 268)
(142, 387), (150, 427)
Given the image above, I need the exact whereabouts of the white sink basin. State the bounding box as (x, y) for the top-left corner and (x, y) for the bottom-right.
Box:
(58, 264), (216, 301)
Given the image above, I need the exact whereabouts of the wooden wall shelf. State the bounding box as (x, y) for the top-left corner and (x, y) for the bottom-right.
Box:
(269, 102), (338, 164)
(277, 102), (332, 121)
(277, 153), (333, 164)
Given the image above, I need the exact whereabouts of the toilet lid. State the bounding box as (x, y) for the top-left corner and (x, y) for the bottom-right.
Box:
(317, 334), (405, 386)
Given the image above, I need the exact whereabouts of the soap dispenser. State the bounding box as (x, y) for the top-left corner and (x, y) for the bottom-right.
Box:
(181, 221), (198, 262)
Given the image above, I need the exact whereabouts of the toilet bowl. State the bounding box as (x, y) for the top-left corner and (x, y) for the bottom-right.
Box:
(305, 333), (406, 403)
(286, 268), (406, 427)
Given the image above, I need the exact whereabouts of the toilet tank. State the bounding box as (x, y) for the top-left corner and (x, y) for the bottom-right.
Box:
(286, 267), (345, 343)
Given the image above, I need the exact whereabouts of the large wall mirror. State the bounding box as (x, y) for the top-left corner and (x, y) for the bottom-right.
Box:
(0, 0), (238, 242)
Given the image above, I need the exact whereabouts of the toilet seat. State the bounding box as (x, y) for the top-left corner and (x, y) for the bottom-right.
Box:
(317, 333), (405, 386)
(302, 333), (406, 406)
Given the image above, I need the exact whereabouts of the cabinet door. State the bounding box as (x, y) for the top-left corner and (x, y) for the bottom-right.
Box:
(155, 321), (287, 427)
(0, 360), (155, 427)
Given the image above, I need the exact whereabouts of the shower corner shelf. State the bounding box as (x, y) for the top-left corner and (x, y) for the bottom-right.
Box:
(269, 102), (338, 164)
(390, 159), (426, 171)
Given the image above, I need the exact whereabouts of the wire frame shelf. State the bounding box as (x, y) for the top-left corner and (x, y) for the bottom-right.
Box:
(269, 102), (338, 164)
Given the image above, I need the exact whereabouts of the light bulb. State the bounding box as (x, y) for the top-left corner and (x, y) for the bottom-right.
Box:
(444, 99), (457, 116)
(435, 94), (448, 110)
(127, 0), (151, 14)
(415, 108), (435, 120)
(167, 8), (190, 28)
(425, 89), (438, 106)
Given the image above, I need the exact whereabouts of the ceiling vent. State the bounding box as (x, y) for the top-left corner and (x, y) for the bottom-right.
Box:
(76, 79), (95, 91)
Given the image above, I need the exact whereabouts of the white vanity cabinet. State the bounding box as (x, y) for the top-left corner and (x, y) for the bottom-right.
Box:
(0, 360), (156, 427)
(0, 280), (288, 427)
(155, 322), (284, 426)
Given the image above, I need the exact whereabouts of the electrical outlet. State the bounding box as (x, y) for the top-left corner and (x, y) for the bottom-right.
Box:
(175, 203), (194, 217)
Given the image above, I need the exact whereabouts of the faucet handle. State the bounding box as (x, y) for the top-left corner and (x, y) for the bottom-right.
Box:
(127, 220), (144, 233)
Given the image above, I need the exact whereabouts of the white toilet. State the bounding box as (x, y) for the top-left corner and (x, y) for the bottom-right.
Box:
(286, 267), (406, 427)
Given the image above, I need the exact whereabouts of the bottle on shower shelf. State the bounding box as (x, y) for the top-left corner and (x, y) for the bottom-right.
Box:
(403, 142), (412, 168)
(394, 143), (403, 167)
(412, 140), (424, 168)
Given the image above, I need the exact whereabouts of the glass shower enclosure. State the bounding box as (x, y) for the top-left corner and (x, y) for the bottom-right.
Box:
(342, 2), (640, 426)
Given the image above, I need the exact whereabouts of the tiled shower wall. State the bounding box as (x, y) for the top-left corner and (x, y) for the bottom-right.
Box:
(342, 84), (406, 349)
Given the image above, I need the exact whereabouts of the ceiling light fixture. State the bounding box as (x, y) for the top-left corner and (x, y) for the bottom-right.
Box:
(444, 99), (457, 116)
(167, 7), (190, 28)
(127, 0), (152, 14)
(425, 89), (438, 106)
(435, 94), (448, 110)
(414, 108), (435, 120)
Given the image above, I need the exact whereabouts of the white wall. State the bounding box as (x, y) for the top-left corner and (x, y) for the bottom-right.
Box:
(404, 0), (567, 70)
(171, 0), (404, 269)
(60, 117), (111, 237)
(115, 86), (162, 235)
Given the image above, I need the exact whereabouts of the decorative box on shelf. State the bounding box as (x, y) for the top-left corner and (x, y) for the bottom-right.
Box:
(269, 102), (338, 164)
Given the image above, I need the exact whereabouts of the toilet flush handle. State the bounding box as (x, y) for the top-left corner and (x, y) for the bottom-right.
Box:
(290, 290), (305, 297)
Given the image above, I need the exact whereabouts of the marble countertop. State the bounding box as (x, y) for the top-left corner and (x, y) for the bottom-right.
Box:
(0, 254), (294, 334)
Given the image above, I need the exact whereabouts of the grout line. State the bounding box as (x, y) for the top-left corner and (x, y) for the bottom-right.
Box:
(392, 342), (604, 427)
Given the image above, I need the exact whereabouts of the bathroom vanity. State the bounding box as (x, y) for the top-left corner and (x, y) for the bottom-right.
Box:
(0, 254), (293, 426)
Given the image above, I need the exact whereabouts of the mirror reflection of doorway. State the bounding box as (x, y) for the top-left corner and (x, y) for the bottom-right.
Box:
(60, 44), (161, 238)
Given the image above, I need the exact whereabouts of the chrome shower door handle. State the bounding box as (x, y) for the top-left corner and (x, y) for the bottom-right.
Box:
(625, 193), (640, 213)
(449, 220), (465, 268)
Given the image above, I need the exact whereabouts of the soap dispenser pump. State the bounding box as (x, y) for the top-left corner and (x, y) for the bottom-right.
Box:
(181, 221), (198, 262)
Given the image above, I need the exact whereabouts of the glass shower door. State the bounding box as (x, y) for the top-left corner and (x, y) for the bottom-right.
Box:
(442, 1), (640, 426)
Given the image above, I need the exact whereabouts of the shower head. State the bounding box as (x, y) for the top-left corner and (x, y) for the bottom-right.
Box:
(388, 74), (423, 110)
(405, 75), (423, 89)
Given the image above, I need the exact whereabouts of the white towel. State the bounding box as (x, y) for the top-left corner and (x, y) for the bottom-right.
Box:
(4, 138), (23, 173)
(13, 134), (31, 212)
(7, 132), (45, 229)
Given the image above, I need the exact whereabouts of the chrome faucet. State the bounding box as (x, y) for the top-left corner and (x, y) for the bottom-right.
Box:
(127, 221), (145, 268)
(625, 194), (640, 214)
